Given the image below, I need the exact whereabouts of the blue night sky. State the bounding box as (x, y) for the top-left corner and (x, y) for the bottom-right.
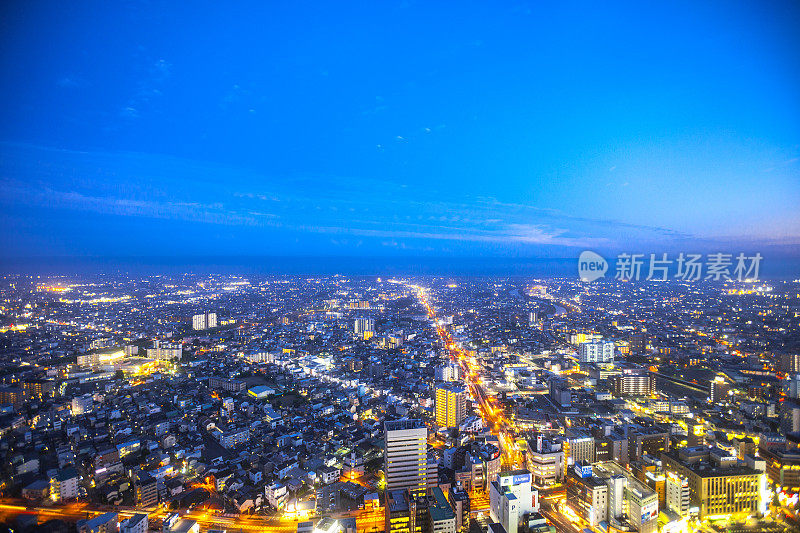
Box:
(0, 1), (799, 262)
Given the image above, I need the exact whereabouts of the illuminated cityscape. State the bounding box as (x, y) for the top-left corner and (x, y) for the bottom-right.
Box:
(1, 1), (799, 533)
(0, 275), (798, 533)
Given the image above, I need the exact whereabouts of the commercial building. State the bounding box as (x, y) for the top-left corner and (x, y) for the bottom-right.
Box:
(661, 447), (766, 519)
(759, 439), (800, 493)
(570, 461), (660, 533)
(447, 440), (501, 492)
(665, 472), (691, 517)
(524, 435), (564, 487)
(449, 485), (470, 533)
(489, 470), (539, 533)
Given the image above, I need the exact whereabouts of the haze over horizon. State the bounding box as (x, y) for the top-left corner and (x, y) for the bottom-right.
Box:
(1, 1), (799, 263)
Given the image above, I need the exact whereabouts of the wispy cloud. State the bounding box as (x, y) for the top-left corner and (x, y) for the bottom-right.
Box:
(121, 58), (172, 119)
(3, 142), (797, 255)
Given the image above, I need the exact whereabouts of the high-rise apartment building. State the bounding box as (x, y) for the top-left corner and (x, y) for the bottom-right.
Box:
(435, 362), (460, 382)
(354, 317), (375, 337)
(611, 367), (655, 397)
(192, 312), (217, 330)
(578, 340), (615, 363)
(435, 383), (467, 428)
(779, 353), (800, 374)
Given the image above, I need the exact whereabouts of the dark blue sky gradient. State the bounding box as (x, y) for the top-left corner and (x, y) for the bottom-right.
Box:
(0, 1), (798, 263)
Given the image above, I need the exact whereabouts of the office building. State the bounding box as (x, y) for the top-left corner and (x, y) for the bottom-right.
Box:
(548, 377), (571, 407)
(781, 399), (800, 434)
(385, 419), (430, 495)
(385, 489), (429, 533)
(565, 463), (608, 528)
(564, 431), (595, 465)
(435, 383), (467, 428)
(628, 428), (669, 461)
(709, 376), (731, 403)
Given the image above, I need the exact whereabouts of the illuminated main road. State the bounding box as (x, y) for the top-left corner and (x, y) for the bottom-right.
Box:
(0, 500), (384, 533)
(413, 285), (520, 468)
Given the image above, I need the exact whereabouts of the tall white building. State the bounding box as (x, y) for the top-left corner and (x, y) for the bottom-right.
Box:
(489, 470), (539, 533)
(435, 362), (460, 382)
(354, 317), (374, 336)
(192, 312), (217, 330)
(384, 419), (429, 495)
(665, 472), (690, 517)
(578, 340), (615, 363)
